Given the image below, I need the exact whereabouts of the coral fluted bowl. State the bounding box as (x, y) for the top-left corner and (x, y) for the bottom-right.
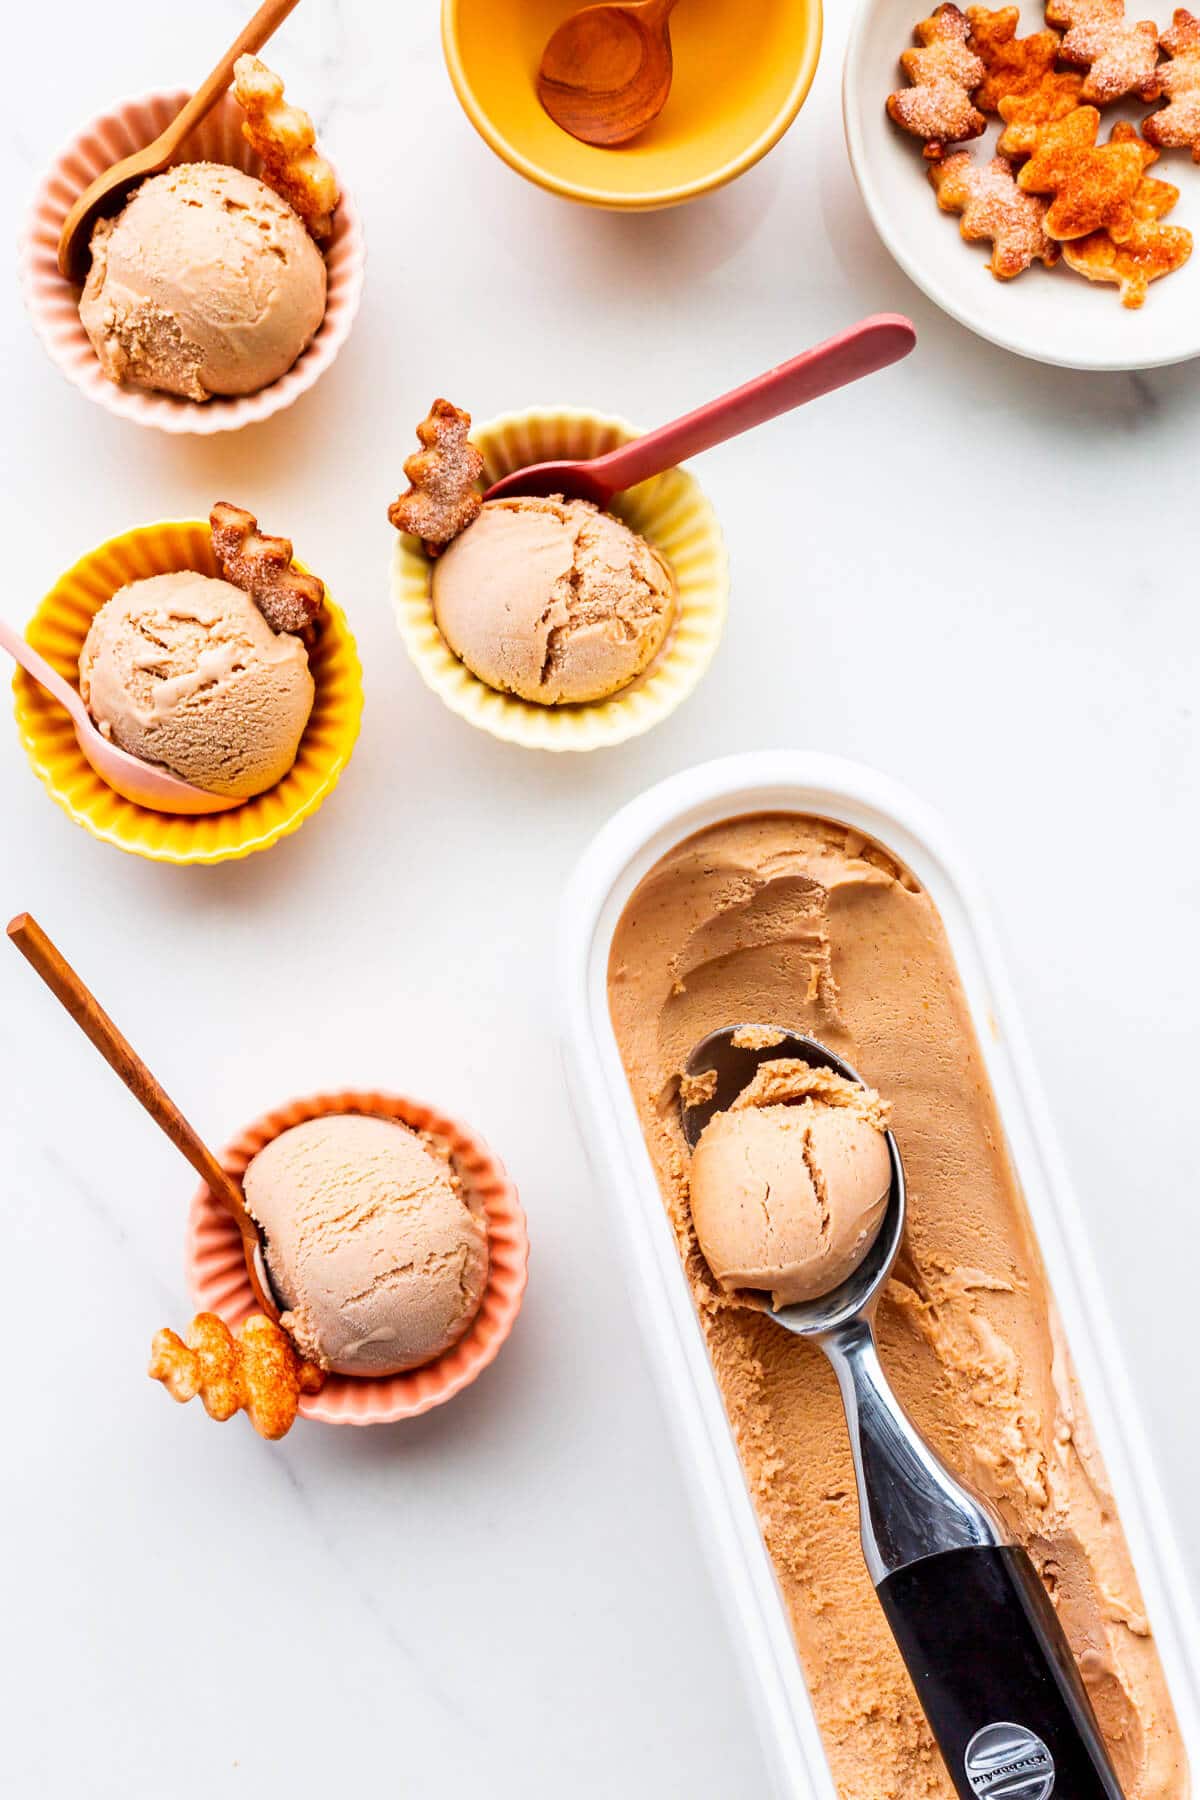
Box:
(11, 518), (363, 864)
(186, 1089), (529, 1426)
(20, 88), (365, 432)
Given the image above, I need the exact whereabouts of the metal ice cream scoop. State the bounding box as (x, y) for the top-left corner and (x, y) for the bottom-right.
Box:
(682, 1025), (1126, 1800)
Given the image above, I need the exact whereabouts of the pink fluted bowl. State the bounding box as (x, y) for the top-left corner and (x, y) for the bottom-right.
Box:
(20, 89), (365, 434)
(186, 1089), (529, 1425)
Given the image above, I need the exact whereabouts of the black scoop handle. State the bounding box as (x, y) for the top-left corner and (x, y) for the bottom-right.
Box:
(877, 1544), (1125, 1798)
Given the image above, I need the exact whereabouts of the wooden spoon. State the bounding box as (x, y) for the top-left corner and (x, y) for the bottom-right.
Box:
(485, 314), (918, 504)
(58, 0), (303, 282)
(537, 0), (681, 147)
(7, 913), (280, 1323)
(0, 619), (241, 816)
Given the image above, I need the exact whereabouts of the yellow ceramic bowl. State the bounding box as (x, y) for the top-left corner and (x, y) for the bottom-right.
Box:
(442, 0), (823, 210)
(12, 521), (363, 865)
(391, 408), (729, 752)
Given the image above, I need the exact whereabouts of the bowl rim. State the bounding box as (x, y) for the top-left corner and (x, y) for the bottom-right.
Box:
(18, 85), (366, 433)
(186, 1087), (531, 1426)
(11, 517), (364, 864)
(440, 0), (824, 210)
(390, 403), (730, 751)
(841, 0), (1200, 372)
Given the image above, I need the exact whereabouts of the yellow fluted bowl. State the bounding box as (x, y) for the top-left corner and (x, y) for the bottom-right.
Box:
(442, 0), (823, 211)
(12, 520), (363, 864)
(391, 409), (729, 752)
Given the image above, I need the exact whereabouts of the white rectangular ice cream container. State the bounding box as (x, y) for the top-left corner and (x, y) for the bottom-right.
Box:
(558, 751), (1200, 1800)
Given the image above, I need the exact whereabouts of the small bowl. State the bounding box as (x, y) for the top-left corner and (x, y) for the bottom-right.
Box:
(20, 89), (366, 431)
(442, 0), (823, 211)
(186, 1089), (529, 1426)
(12, 519), (363, 864)
(843, 0), (1200, 370)
(391, 407), (729, 752)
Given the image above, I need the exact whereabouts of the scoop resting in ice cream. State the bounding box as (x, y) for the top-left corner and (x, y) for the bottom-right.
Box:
(689, 1059), (892, 1307)
(242, 1114), (489, 1376)
(78, 162), (327, 401)
(430, 495), (676, 705)
(79, 571), (314, 799)
(610, 815), (1188, 1796)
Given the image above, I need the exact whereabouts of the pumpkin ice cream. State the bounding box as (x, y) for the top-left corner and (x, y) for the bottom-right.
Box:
(689, 1059), (892, 1307)
(79, 162), (326, 401)
(607, 813), (1188, 1800)
(79, 570), (313, 800)
(430, 495), (675, 705)
(243, 1114), (489, 1377)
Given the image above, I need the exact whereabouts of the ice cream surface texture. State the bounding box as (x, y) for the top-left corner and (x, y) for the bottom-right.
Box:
(690, 1060), (892, 1307)
(243, 1114), (489, 1376)
(608, 814), (1187, 1800)
(430, 496), (676, 705)
(79, 163), (326, 401)
(79, 571), (313, 799)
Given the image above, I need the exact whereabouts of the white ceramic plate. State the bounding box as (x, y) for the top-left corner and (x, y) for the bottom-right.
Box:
(843, 0), (1200, 369)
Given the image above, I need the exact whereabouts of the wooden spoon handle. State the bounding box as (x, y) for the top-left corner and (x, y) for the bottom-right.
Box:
(7, 913), (248, 1223)
(165, 0), (304, 147)
(590, 314), (917, 493)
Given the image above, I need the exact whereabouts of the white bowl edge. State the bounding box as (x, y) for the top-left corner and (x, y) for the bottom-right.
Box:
(841, 0), (1200, 372)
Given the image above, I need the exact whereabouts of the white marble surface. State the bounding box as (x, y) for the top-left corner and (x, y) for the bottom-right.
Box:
(2, 2), (1198, 1794)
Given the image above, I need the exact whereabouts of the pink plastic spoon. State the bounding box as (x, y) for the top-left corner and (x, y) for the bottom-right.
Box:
(485, 314), (917, 504)
(0, 618), (240, 815)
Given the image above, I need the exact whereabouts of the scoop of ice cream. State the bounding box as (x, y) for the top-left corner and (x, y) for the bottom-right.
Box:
(430, 495), (676, 705)
(79, 571), (313, 799)
(243, 1114), (490, 1376)
(689, 1060), (891, 1307)
(78, 162), (327, 401)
